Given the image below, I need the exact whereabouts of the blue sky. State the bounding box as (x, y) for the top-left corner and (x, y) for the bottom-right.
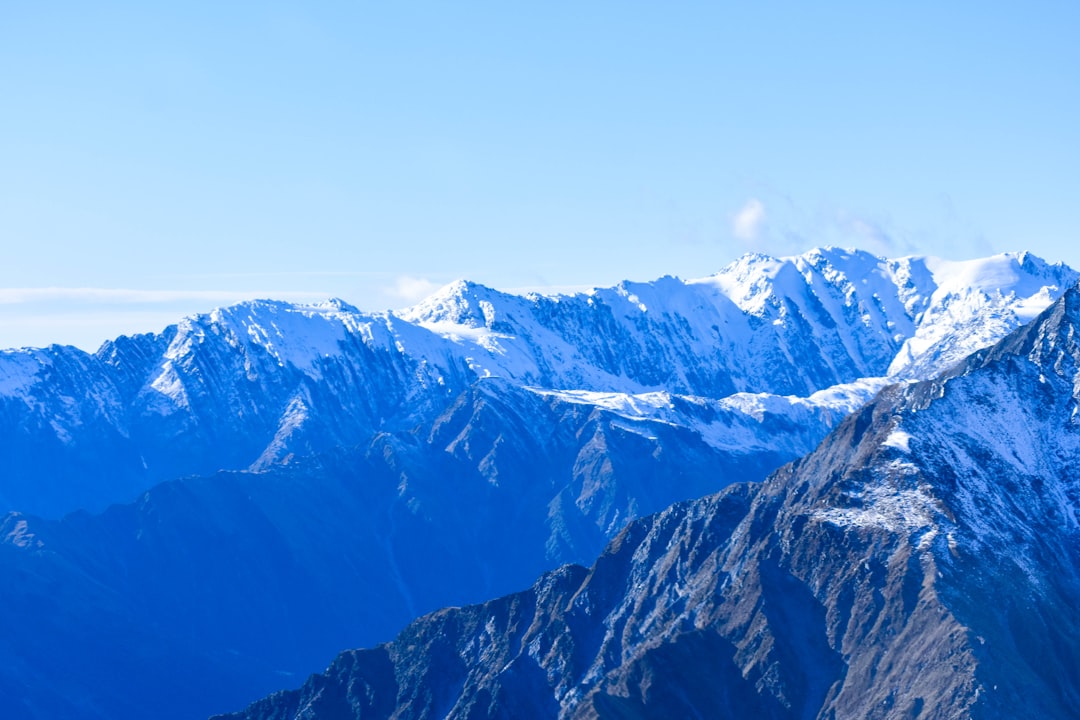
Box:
(2, 1), (1078, 350)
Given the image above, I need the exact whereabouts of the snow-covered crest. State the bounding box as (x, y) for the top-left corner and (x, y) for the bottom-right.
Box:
(403, 247), (1077, 390)
(0, 247), (1074, 519)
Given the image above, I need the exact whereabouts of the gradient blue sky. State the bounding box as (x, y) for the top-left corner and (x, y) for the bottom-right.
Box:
(2, 1), (1078, 350)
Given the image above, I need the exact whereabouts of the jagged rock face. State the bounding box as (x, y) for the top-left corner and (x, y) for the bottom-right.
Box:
(0, 249), (1073, 518)
(220, 290), (1080, 720)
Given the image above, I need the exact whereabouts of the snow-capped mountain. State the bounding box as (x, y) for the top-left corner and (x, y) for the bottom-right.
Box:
(0, 248), (1073, 518)
(219, 281), (1080, 720)
(399, 248), (1072, 394)
(1, 247), (1076, 720)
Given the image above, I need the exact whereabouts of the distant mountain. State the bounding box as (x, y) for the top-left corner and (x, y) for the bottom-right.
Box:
(220, 282), (1080, 720)
(0, 248), (1075, 719)
(0, 248), (1073, 518)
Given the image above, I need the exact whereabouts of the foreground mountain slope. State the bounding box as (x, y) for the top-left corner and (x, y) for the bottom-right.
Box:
(0, 249), (1073, 518)
(221, 287), (1080, 719)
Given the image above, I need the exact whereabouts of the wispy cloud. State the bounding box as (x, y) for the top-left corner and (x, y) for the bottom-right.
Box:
(160, 270), (396, 281)
(830, 212), (917, 258)
(732, 199), (766, 242)
(383, 276), (443, 304)
(0, 288), (330, 305)
(847, 217), (899, 256)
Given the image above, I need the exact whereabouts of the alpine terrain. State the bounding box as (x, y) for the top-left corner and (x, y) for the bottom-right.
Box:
(0, 248), (1075, 719)
(220, 276), (1080, 719)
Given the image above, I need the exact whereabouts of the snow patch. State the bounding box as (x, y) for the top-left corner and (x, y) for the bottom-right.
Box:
(883, 429), (913, 453)
(0, 349), (45, 399)
(815, 483), (941, 533)
(149, 362), (190, 411)
(4, 517), (40, 549)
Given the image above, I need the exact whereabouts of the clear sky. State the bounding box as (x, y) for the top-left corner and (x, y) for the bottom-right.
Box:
(2, 1), (1078, 350)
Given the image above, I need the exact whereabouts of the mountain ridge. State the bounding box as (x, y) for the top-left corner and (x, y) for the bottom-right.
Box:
(218, 283), (1080, 720)
(1, 247), (1074, 518)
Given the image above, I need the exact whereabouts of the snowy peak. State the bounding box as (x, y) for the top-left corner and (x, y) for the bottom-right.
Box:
(922, 251), (1073, 301)
(684, 247), (1076, 381)
(697, 250), (789, 314)
(394, 247), (1078, 397)
(176, 298), (375, 370)
(396, 279), (519, 330)
(0, 347), (51, 400)
(886, 252), (1078, 377)
(701, 247), (900, 316)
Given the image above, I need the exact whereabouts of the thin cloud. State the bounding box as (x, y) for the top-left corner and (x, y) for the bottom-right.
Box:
(831, 211), (917, 258)
(732, 199), (766, 242)
(847, 218), (898, 256)
(384, 276), (442, 304)
(164, 270), (396, 280)
(0, 288), (330, 305)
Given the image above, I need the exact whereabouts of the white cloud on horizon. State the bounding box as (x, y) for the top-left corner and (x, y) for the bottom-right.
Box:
(0, 287), (331, 305)
(0, 309), (213, 352)
(848, 218), (899, 256)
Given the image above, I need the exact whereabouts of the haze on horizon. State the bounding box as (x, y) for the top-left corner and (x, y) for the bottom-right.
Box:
(1, 1), (1077, 350)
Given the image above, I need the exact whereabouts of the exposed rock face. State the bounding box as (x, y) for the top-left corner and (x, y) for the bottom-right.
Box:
(219, 289), (1080, 720)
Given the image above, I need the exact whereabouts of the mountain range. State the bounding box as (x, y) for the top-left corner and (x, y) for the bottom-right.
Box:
(219, 279), (1080, 719)
(4, 248), (1070, 519)
(0, 247), (1076, 719)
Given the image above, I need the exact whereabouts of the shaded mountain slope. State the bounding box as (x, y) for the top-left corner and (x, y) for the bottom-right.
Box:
(0, 377), (832, 720)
